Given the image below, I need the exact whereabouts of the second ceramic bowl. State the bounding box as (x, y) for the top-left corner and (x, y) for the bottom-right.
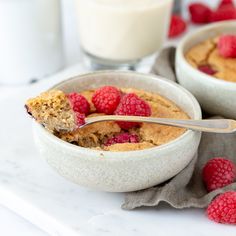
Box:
(33, 71), (202, 192)
(176, 21), (236, 119)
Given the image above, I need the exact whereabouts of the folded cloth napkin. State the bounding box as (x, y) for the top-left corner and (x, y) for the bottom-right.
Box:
(122, 47), (236, 210)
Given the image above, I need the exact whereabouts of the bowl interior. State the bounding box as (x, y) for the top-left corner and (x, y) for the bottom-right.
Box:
(53, 71), (201, 120)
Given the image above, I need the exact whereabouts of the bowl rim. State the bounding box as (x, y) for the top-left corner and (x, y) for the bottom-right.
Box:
(176, 20), (236, 89)
(34, 70), (202, 158)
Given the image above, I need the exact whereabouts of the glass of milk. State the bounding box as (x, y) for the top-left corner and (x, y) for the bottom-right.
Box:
(76, 0), (173, 70)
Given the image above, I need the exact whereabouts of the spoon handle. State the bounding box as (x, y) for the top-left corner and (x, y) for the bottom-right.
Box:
(84, 115), (236, 133)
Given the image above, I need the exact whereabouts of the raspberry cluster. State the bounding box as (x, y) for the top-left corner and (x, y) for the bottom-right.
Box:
(189, 0), (236, 24)
(67, 86), (151, 145)
(169, 0), (236, 38)
(92, 86), (151, 130)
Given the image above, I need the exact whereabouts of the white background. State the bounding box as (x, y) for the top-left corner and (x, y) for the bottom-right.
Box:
(0, 0), (226, 235)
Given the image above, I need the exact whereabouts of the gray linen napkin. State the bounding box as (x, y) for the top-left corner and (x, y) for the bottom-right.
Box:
(122, 47), (236, 210)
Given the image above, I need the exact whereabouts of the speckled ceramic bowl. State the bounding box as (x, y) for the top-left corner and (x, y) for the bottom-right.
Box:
(33, 71), (202, 192)
(176, 21), (236, 119)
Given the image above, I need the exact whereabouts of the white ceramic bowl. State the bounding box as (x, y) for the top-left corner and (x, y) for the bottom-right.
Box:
(176, 21), (236, 119)
(33, 71), (202, 192)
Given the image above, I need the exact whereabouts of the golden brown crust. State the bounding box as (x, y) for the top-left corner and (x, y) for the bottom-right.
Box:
(26, 90), (77, 132)
(185, 36), (236, 82)
(185, 39), (216, 67)
(104, 142), (155, 152)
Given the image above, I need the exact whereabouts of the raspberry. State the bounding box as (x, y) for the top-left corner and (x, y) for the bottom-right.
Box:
(189, 3), (212, 24)
(104, 133), (139, 146)
(67, 93), (90, 115)
(198, 65), (217, 75)
(218, 35), (236, 58)
(75, 112), (85, 127)
(202, 158), (236, 192)
(209, 8), (236, 22)
(218, 0), (235, 10)
(207, 191), (236, 224)
(114, 93), (151, 130)
(168, 15), (187, 38)
(92, 86), (121, 115)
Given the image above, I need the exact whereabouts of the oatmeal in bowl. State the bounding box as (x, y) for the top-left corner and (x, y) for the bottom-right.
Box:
(29, 71), (201, 192)
(185, 34), (236, 83)
(176, 21), (236, 119)
(26, 87), (189, 152)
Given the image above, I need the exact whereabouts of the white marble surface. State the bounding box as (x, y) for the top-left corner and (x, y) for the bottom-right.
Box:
(0, 205), (47, 236)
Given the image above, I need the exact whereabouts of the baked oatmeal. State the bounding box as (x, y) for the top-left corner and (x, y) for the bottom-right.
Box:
(185, 35), (236, 82)
(26, 86), (189, 152)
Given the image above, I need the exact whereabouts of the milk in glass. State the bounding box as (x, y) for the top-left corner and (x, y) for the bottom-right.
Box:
(76, 0), (173, 68)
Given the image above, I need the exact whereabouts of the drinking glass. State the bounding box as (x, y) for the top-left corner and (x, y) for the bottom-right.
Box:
(75, 0), (173, 70)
